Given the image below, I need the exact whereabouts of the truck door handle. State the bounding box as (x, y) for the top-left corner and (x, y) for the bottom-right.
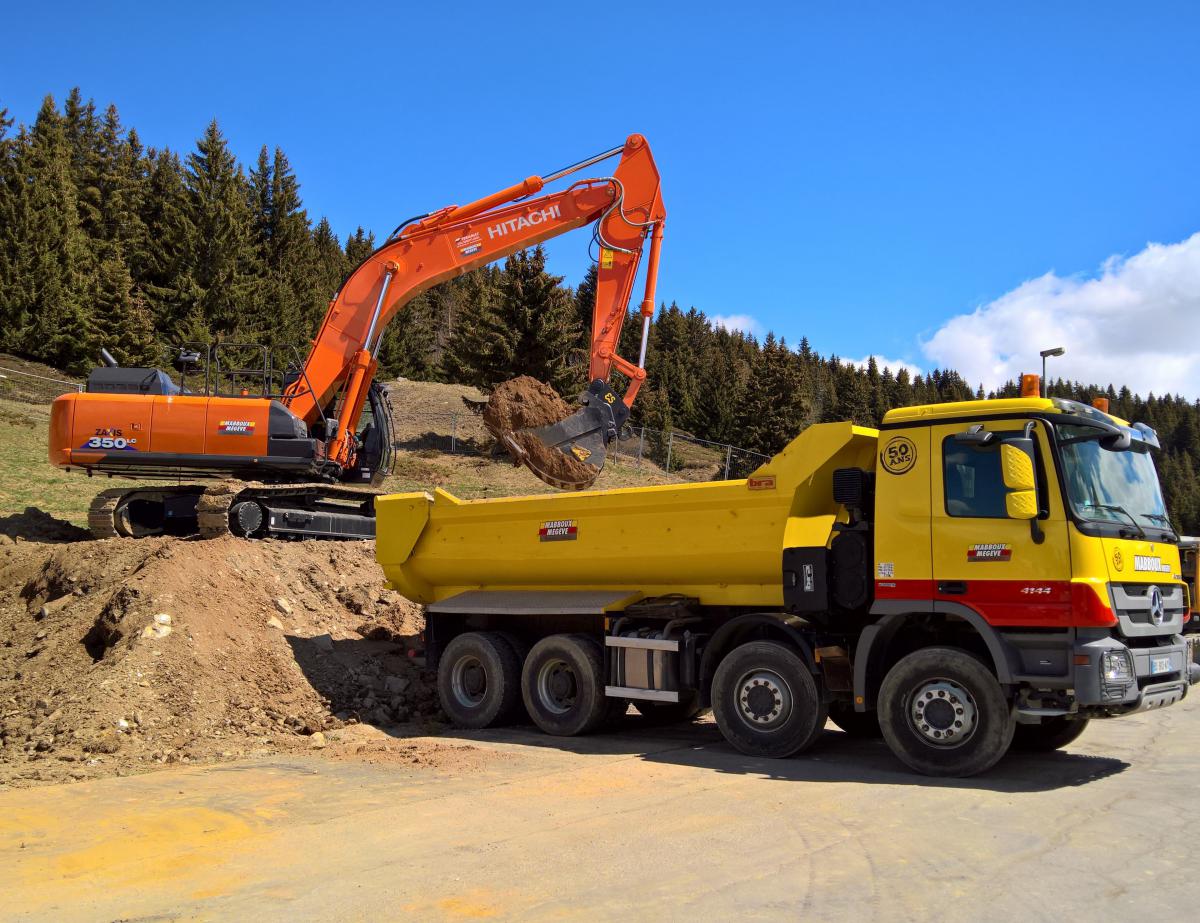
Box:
(938, 581), (968, 595)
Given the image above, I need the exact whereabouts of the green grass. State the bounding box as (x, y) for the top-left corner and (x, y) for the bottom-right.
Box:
(0, 400), (91, 525)
(0, 392), (684, 530)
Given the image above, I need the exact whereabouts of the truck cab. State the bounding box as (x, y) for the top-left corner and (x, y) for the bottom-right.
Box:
(871, 395), (1190, 722)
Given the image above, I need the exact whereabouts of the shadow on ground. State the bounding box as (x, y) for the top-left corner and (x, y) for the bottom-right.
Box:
(286, 635), (1127, 794)
(444, 720), (1128, 793)
(0, 506), (90, 543)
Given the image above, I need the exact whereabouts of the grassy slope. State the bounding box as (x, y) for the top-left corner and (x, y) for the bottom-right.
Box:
(0, 401), (90, 525)
(0, 377), (685, 525)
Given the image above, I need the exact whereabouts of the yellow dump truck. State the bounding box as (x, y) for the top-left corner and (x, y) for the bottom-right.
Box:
(377, 390), (1196, 776)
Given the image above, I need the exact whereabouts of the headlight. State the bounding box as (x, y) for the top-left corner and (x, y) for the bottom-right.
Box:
(1102, 650), (1134, 683)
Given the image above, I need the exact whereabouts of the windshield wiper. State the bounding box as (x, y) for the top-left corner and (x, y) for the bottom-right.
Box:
(1141, 512), (1179, 540)
(1082, 502), (1147, 539)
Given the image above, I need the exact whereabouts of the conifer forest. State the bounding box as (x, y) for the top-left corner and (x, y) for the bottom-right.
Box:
(3, 90), (1199, 531)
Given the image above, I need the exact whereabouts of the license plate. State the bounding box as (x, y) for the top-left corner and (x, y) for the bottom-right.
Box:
(1150, 655), (1172, 675)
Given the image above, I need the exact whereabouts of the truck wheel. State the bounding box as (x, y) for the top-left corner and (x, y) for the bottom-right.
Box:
(828, 702), (882, 738)
(1011, 717), (1089, 752)
(631, 692), (706, 725)
(437, 632), (523, 730)
(711, 641), (827, 758)
(878, 647), (1015, 777)
(521, 634), (608, 736)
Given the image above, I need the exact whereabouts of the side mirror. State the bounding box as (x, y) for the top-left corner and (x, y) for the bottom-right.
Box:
(954, 424), (994, 446)
(1101, 430), (1132, 451)
(1000, 440), (1038, 521)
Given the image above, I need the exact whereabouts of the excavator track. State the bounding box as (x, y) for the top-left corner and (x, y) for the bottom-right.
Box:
(195, 482), (244, 539)
(196, 481), (377, 540)
(86, 488), (130, 539)
(86, 482), (377, 541)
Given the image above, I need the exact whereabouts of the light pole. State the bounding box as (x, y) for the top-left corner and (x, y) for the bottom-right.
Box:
(1039, 347), (1065, 398)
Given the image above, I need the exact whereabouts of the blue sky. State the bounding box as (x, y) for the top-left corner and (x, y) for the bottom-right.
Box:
(6, 1), (1200, 394)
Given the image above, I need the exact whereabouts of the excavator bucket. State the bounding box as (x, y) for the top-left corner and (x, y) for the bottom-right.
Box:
(477, 377), (627, 491)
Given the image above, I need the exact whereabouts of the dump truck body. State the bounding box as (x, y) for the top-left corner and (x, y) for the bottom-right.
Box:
(376, 394), (1195, 776)
(378, 422), (876, 606)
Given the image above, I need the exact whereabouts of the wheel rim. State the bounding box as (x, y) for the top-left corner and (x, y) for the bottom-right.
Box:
(734, 669), (793, 731)
(449, 655), (488, 708)
(908, 678), (978, 748)
(536, 658), (579, 715)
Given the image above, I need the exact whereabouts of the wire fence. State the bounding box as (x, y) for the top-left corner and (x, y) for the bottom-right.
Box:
(0, 365), (83, 403)
(389, 402), (769, 482)
(0, 365), (769, 483)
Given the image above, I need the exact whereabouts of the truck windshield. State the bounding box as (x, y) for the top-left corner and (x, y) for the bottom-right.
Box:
(1056, 424), (1170, 533)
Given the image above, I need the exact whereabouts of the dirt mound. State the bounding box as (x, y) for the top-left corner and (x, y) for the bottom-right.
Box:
(483, 377), (599, 488)
(0, 535), (444, 789)
(483, 376), (576, 432)
(0, 507), (90, 544)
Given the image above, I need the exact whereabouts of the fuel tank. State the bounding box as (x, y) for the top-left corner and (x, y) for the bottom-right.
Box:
(375, 422), (878, 607)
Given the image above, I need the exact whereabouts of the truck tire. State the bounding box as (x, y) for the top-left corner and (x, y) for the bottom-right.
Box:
(878, 647), (1015, 777)
(631, 692), (706, 725)
(437, 632), (523, 730)
(1011, 716), (1089, 752)
(494, 631), (531, 722)
(711, 641), (827, 759)
(828, 702), (882, 738)
(521, 633), (608, 737)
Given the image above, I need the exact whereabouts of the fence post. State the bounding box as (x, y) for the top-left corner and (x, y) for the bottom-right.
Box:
(637, 426), (645, 468)
(724, 445), (733, 480)
(450, 413), (457, 453)
(665, 431), (674, 473)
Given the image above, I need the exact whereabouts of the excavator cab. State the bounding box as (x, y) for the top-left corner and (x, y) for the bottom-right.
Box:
(353, 382), (395, 487)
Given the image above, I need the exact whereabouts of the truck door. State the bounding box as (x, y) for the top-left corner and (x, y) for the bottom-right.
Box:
(931, 420), (1073, 626)
(873, 426), (933, 607)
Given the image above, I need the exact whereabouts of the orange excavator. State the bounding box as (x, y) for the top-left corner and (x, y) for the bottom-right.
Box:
(49, 134), (666, 539)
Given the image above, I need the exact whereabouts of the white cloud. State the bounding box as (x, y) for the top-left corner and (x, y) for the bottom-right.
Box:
(710, 313), (763, 336)
(922, 233), (1200, 398)
(842, 355), (925, 379)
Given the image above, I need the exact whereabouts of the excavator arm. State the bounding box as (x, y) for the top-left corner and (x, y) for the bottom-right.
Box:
(283, 133), (665, 487)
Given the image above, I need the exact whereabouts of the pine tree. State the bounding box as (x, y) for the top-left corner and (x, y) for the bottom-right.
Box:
(441, 265), (510, 388)
(137, 148), (197, 342)
(376, 292), (440, 380)
(7, 97), (94, 371)
(572, 262), (597, 353)
(247, 146), (317, 346)
(497, 246), (581, 394)
(344, 225), (376, 267)
(0, 108), (20, 348)
(92, 242), (157, 364)
(182, 119), (259, 338)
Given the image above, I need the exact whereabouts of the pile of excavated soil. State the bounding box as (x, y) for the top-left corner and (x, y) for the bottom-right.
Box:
(483, 377), (599, 488)
(0, 532), (447, 789)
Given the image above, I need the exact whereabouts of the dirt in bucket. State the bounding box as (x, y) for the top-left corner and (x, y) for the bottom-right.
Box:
(482, 377), (599, 488)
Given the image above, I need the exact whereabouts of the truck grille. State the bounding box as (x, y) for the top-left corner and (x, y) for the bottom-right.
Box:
(1108, 583), (1186, 638)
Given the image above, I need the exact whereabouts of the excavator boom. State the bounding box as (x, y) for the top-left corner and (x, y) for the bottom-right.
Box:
(285, 133), (665, 478)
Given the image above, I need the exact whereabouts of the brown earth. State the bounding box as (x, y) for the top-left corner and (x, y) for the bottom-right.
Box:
(482, 376), (577, 433)
(482, 376), (600, 488)
(0, 520), (453, 790)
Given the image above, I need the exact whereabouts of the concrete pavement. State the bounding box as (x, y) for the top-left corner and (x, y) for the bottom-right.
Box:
(2, 698), (1197, 921)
